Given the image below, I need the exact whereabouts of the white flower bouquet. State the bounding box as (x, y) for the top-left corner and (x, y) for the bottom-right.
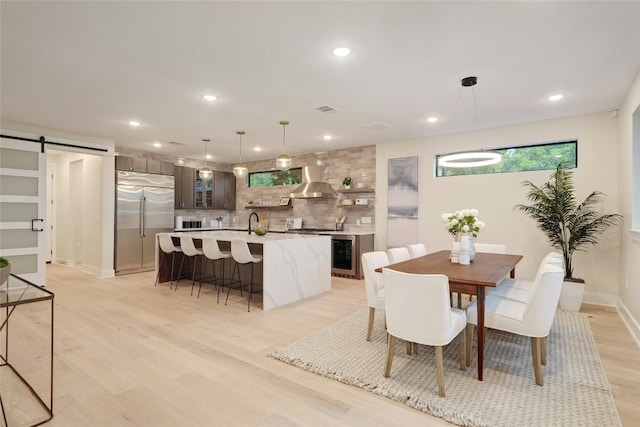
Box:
(441, 209), (485, 238)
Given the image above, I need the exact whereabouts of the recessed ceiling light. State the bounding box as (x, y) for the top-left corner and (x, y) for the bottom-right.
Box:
(426, 117), (439, 123)
(153, 142), (162, 147)
(323, 135), (332, 140)
(332, 47), (351, 57)
(254, 147), (262, 152)
(205, 154), (212, 159)
(202, 94), (217, 101)
(177, 158), (185, 165)
(547, 94), (564, 101)
(128, 120), (141, 127)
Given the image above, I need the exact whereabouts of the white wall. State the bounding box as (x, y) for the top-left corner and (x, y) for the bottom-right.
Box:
(616, 70), (640, 344)
(376, 112), (621, 304)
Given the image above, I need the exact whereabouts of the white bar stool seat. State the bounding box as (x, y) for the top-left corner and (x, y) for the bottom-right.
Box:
(155, 233), (183, 289)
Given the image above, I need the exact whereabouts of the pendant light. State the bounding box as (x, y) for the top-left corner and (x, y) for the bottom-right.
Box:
(198, 138), (213, 180)
(439, 76), (501, 168)
(275, 120), (292, 171)
(232, 131), (248, 178)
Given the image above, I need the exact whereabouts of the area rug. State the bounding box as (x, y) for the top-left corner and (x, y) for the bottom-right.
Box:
(269, 309), (621, 427)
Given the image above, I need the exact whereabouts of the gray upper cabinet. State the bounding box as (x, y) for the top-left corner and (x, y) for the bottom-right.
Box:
(115, 156), (147, 172)
(146, 159), (175, 175)
(213, 171), (236, 210)
(174, 165), (195, 209)
(116, 156), (175, 175)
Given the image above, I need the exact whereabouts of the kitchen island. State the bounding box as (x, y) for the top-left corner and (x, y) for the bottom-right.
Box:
(156, 230), (331, 311)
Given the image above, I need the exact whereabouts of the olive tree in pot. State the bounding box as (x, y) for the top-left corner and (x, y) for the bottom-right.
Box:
(514, 164), (622, 311)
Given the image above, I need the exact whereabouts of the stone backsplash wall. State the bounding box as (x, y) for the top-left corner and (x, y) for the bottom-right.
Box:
(115, 145), (376, 231)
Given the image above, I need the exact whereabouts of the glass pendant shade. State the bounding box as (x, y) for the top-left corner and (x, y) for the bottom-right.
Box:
(199, 138), (213, 181)
(199, 167), (213, 180)
(276, 120), (292, 171)
(275, 154), (292, 171)
(233, 163), (248, 178)
(233, 130), (248, 178)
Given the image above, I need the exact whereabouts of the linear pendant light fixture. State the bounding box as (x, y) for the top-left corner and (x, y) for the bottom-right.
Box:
(276, 120), (292, 171)
(233, 131), (248, 178)
(198, 138), (213, 180)
(439, 76), (502, 168)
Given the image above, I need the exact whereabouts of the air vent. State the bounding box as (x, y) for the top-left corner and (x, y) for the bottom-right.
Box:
(364, 122), (390, 131)
(315, 105), (337, 113)
(168, 141), (185, 145)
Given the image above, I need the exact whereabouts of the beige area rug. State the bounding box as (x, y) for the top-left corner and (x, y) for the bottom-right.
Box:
(269, 309), (621, 427)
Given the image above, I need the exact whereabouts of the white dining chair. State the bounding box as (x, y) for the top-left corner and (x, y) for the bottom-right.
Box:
(361, 251), (389, 341)
(155, 233), (183, 289)
(406, 243), (427, 259)
(489, 252), (563, 302)
(387, 247), (410, 264)
(473, 243), (506, 254)
(466, 263), (565, 385)
(382, 268), (467, 397)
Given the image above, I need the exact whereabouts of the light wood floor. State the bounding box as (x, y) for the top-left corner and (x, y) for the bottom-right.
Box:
(4, 264), (639, 426)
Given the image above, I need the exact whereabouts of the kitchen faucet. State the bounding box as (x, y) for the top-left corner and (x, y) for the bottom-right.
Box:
(248, 212), (259, 234)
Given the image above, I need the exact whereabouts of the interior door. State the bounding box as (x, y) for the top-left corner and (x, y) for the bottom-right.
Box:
(0, 137), (47, 285)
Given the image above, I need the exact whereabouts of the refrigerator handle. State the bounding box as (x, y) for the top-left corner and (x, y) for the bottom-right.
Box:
(142, 196), (147, 237)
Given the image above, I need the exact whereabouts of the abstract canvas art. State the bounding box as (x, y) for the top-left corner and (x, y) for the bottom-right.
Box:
(388, 156), (418, 248)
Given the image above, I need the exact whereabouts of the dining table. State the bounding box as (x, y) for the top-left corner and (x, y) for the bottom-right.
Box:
(376, 249), (523, 381)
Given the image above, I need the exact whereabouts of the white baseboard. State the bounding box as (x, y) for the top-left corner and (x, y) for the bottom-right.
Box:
(617, 300), (640, 349)
(583, 291), (618, 307)
(97, 269), (115, 279)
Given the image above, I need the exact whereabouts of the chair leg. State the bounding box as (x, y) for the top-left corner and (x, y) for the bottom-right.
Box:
(436, 345), (445, 397)
(169, 252), (177, 289)
(197, 258), (208, 298)
(247, 263), (253, 312)
(531, 337), (544, 386)
(225, 263), (241, 305)
(384, 334), (396, 377)
(366, 307), (375, 341)
(406, 341), (412, 355)
(154, 252), (165, 286)
(190, 256), (199, 296)
(459, 330), (466, 371)
(465, 324), (475, 367)
(174, 253), (186, 291)
(541, 336), (547, 365)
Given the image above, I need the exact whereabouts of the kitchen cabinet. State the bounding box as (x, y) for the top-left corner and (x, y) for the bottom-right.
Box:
(116, 156), (174, 175)
(146, 158), (175, 175)
(175, 165), (195, 209)
(195, 173), (213, 208)
(115, 155), (147, 172)
(213, 171), (236, 210)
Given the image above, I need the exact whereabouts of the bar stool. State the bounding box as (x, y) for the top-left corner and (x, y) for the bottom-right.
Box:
(199, 237), (232, 299)
(228, 238), (263, 312)
(176, 235), (204, 293)
(155, 233), (183, 289)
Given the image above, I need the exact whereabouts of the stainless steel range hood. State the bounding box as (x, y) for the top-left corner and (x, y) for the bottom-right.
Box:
(289, 166), (337, 199)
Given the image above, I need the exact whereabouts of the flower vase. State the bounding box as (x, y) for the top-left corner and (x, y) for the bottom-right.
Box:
(458, 233), (476, 262)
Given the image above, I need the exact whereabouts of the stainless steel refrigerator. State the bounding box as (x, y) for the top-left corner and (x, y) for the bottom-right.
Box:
(116, 171), (175, 274)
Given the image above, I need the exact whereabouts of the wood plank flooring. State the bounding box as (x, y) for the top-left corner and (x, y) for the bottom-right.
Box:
(4, 264), (639, 426)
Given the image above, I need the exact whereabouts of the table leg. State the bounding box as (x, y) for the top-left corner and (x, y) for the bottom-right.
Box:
(477, 286), (485, 381)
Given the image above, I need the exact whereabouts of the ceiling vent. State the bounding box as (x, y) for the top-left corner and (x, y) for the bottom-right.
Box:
(168, 141), (185, 145)
(315, 105), (337, 113)
(364, 122), (390, 131)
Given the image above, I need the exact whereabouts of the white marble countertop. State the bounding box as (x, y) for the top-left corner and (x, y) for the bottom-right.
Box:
(174, 227), (375, 236)
(169, 229), (327, 244)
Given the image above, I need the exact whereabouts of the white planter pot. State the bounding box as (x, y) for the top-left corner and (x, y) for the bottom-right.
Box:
(559, 280), (585, 312)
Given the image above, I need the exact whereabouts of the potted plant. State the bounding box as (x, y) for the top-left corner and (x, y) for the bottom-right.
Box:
(342, 176), (352, 189)
(514, 163), (622, 311)
(0, 257), (10, 285)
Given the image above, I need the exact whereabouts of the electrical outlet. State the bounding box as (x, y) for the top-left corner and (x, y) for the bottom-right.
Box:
(361, 217), (372, 224)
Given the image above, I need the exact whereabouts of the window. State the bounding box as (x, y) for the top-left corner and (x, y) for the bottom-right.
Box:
(248, 167), (303, 187)
(436, 140), (577, 177)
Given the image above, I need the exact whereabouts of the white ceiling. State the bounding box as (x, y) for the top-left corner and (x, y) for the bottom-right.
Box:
(1, 1), (639, 164)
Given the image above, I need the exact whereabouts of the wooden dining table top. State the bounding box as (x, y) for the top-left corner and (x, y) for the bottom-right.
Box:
(376, 250), (523, 287)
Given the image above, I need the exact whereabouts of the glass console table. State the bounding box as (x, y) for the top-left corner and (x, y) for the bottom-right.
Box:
(1, 274), (54, 426)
